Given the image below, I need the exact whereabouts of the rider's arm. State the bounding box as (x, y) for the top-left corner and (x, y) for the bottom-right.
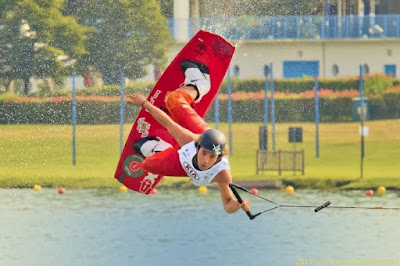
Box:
(215, 169), (251, 214)
(126, 93), (197, 147)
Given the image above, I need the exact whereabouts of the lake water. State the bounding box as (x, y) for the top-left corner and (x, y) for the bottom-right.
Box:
(0, 188), (399, 266)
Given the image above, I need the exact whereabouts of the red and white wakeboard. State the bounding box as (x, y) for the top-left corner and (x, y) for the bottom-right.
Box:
(114, 30), (235, 194)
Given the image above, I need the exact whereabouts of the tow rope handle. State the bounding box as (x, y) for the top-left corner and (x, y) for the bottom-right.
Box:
(229, 184), (261, 220)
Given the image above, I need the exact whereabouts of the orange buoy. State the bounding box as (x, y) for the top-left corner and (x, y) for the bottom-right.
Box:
(149, 188), (158, 194)
(365, 189), (374, 196)
(250, 188), (259, 195)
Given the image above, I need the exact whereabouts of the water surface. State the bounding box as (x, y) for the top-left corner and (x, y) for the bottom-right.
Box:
(1, 188), (399, 266)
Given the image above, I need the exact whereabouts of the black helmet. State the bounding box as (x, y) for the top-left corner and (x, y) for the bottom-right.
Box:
(198, 129), (226, 155)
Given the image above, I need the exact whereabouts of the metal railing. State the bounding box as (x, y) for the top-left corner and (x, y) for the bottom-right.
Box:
(256, 149), (305, 175)
(169, 15), (400, 41)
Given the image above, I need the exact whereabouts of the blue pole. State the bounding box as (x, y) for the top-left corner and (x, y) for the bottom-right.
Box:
(397, 16), (400, 38)
(215, 91), (219, 130)
(227, 67), (233, 155)
(359, 65), (365, 159)
(120, 72), (125, 155)
(263, 66), (269, 127)
(270, 63), (276, 152)
(359, 64), (365, 179)
(359, 66), (365, 113)
(314, 75), (320, 158)
(72, 72), (76, 166)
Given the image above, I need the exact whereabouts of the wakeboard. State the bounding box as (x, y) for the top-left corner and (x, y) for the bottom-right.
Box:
(114, 30), (235, 194)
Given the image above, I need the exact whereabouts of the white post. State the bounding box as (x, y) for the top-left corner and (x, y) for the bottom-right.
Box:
(338, 0), (343, 37)
(358, 0), (364, 16)
(369, 0), (376, 36)
(191, 0), (200, 34)
(173, 0), (190, 42)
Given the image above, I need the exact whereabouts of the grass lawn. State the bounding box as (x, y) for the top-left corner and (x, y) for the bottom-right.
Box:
(1, 119), (400, 190)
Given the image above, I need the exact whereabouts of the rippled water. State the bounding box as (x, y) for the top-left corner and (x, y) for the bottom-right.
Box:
(0, 188), (399, 266)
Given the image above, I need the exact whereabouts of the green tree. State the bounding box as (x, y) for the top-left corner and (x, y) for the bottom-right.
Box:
(0, 0), (87, 94)
(75, 0), (172, 84)
(158, 0), (173, 18)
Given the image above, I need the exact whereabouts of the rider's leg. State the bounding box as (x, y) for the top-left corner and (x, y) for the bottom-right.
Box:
(165, 89), (210, 134)
(163, 60), (212, 134)
(140, 147), (187, 176)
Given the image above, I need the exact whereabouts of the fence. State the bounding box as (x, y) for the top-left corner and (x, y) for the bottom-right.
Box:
(256, 149), (305, 175)
(169, 15), (400, 41)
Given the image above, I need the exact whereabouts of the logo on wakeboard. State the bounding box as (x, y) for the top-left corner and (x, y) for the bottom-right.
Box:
(212, 38), (233, 61)
(123, 155), (145, 177)
(149, 90), (162, 105)
(139, 172), (158, 194)
(195, 43), (206, 55)
(136, 117), (151, 137)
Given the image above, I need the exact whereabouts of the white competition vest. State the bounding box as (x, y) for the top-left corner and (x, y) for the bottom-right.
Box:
(178, 141), (230, 186)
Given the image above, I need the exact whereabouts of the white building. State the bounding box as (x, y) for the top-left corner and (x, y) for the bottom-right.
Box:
(167, 37), (399, 79)
(163, 0), (400, 79)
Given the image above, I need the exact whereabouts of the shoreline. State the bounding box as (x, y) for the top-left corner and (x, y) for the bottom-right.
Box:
(157, 178), (397, 191)
(0, 178), (397, 191)
(0, 176), (398, 191)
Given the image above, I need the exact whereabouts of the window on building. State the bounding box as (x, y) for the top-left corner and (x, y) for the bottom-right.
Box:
(264, 65), (269, 76)
(332, 64), (339, 76)
(233, 65), (240, 77)
(363, 64), (370, 74)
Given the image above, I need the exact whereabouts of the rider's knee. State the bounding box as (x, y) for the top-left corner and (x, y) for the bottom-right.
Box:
(165, 90), (193, 111)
